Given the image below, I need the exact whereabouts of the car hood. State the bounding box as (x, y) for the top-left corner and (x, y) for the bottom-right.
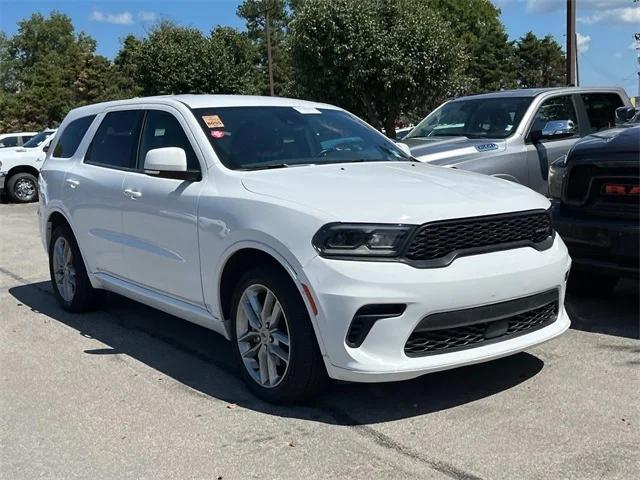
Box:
(241, 162), (548, 224)
(403, 137), (508, 166)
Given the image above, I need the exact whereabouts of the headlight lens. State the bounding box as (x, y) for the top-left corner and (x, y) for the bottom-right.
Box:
(313, 223), (415, 258)
(548, 155), (568, 199)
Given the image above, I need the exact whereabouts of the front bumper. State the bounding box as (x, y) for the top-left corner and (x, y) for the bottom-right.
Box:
(303, 237), (571, 383)
(551, 202), (639, 278)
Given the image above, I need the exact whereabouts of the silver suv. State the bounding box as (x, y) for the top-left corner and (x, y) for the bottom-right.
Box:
(403, 87), (631, 195)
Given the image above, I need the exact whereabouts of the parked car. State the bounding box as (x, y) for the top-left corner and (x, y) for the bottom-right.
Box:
(402, 87), (631, 195)
(0, 131), (37, 149)
(39, 95), (571, 403)
(0, 129), (56, 202)
(549, 123), (639, 296)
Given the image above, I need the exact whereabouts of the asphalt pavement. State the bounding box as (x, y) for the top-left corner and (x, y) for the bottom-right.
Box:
(1, 202), (638, 480)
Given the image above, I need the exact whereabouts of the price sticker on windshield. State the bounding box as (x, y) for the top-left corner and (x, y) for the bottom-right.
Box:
(293, 107), (321, 114)
(202, 115), (224, 128)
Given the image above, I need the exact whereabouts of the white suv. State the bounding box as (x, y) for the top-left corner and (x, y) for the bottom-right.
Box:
(39, 95), (571, 403)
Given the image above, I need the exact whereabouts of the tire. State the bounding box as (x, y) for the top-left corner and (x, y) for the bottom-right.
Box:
(49, 224), (100, 312)
(7, 172), (38, 203)
(230, 265), (327, 404)
(567, 269), (619, 297)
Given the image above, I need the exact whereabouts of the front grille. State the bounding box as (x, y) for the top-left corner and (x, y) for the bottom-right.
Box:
(405, 300), (558, 357)
(404, 210), (553, 267)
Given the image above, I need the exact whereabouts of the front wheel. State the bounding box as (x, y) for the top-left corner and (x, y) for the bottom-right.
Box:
(7, 172), (38, 203)
(230, 266), (327, 404)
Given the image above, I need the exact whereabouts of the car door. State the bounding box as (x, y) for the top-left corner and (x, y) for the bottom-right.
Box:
(120, 108), (205, 306)
(524, 94), (582, 195)
(64, 109), (144, 278)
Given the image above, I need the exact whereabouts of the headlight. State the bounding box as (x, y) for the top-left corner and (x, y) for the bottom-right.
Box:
(312, 223), (415, 258)
(548, 155), (568, 199)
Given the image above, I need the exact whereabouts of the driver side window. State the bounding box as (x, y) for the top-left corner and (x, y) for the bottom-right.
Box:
(530, 96), (579, 139)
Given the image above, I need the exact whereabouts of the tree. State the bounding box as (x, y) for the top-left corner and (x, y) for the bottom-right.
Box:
(237, 0), (297, 96)
(428, 0), (517, 92)
(208, 26), (263, 94)
(291, 0), (468, 138)
(514, 32), (566, 88)
(0, 12), (134, 132)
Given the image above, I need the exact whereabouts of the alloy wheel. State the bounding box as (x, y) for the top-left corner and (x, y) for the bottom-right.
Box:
(14, 177), (36, 201)
(52, 237), (76, 302)
(236, 284), (291, 388)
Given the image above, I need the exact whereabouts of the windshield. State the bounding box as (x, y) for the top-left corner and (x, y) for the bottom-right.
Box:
(23, 131), (52, 148)
(192, 107), (410, 170)
(406, 97), (533, 140)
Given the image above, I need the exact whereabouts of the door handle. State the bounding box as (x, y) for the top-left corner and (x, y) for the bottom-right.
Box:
(123, 188), (142, 199)
(65, 178), (80, 189)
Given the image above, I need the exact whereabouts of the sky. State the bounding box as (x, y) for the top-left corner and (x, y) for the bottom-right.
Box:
(0, 0), (638, 97)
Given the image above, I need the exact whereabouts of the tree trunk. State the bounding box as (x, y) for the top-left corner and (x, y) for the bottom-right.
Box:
(384, 116), (397, 140)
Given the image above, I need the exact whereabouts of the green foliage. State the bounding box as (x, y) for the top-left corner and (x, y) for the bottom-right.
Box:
(123, 22), (262, 96)
(428, 0), (517, 92)
(291, 0), (469, 137)
(0, 12), (135, 132)
(514, 32), (566, 88)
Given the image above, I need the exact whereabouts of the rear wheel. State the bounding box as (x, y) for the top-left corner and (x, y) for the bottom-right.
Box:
(568, 270), (619, 297)
(49, 224), (99, 312)
(230, 265), (327, 404)
(7, 172), (38, 203)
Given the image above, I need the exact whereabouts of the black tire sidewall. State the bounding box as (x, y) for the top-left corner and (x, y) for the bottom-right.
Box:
(8, 172), (38, 203)
(229, 266), (326, 403)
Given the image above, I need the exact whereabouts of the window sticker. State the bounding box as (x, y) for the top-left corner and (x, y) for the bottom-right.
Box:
(202, 115), (224, 128)
(293, 106), (321, 114)
(210, 130), (225, 139)
(154, 128), (165, 137)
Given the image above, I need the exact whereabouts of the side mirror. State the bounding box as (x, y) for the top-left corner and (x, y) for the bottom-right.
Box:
(395, 142), (412, 156)
(42, 143), (49, 153)
(530, 119), (576, 143)
(615, 106), (638, 125)
(144, 147), (198, 181)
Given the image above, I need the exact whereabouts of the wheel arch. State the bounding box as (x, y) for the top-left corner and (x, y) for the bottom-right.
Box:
(216, 244), (326, 356)
(6, 164), (39, 181)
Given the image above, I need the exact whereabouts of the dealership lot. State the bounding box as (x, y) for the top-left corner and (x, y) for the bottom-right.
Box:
(1, 202), (638, 480)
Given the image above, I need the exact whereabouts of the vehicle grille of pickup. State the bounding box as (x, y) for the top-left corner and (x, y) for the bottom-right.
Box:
(404, 290), (559, 357)
(403, 210), (553, 267)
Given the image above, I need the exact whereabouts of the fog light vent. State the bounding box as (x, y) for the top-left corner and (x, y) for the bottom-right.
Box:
(346, 304), (406, 348)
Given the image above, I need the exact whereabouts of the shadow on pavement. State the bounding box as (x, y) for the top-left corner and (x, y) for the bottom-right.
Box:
(10, 281), (545, 425)
(566, 279), (639, 340)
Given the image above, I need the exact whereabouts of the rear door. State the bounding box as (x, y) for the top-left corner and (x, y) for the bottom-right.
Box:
(524, 94), (582, 195)
(120, 107), (205, 306)
(64, 109), (144, 278)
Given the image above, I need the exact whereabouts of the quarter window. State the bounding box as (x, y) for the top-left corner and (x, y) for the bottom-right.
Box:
(138, 110), (200, 171)
(53, 115), (96, 158)
(85, 110), (144, 169)
(581, 93), (623, 133)
(530, 96), (579, 138)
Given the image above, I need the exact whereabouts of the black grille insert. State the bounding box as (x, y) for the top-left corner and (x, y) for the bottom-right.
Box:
(404, 210), (553, 267)
(405, 290), (559, 357)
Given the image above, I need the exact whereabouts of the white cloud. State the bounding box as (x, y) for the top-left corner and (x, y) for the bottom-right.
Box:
(576, 32), (591, 53)
(89, 10), (134, 25)
(577, 7), (640, 25)
(138, 11), (158, 23)
(614, 52), (622, 58)
(526, 0), (630, 13)
(630, 40), (640, 50)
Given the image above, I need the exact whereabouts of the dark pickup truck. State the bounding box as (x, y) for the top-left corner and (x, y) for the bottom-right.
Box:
(549, 119), (639, 295)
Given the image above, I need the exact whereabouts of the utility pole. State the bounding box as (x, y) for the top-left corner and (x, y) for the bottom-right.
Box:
(566, 0), (577, 86)
(265, 0), (275, 96)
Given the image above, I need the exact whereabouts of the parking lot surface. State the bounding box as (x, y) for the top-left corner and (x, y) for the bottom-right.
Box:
(1, 203), (638, 480)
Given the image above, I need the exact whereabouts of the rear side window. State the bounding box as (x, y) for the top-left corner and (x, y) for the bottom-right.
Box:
(581, 93), (623, 133)
(138, 110), (200, 171)
(53, 115), (96, 158)
(0, 136), (19, 147)
(85, 110), (144, 169)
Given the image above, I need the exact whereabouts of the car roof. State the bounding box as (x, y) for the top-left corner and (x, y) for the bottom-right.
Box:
(65, 94), (342, 119)
(450, 86), (627, 101)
